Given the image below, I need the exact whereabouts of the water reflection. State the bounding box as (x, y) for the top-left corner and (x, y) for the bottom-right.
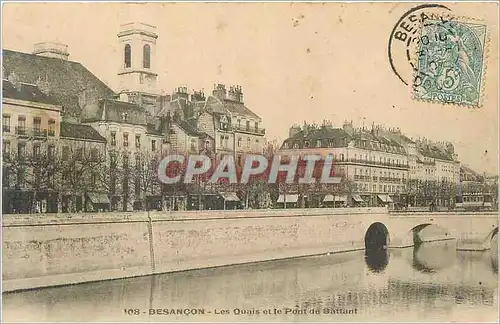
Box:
(365, 249), (389, 273)
(412, 241), (456, 273)
(2, 242), (498, 323)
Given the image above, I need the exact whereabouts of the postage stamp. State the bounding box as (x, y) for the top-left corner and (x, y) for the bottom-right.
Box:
(412, 15), (488, 107)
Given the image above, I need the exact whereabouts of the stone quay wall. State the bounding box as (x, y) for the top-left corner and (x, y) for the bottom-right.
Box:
(2, 208), (388, 292)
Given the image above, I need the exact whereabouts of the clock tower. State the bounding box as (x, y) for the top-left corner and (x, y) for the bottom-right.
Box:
(117, 22), (159, 112)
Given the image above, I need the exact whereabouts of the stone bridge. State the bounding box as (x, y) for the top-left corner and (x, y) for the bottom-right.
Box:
(2, 208), (498, 292)
(373, 211), (499, 251)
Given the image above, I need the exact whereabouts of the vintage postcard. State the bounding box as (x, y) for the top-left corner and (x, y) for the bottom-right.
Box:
(1, 1), (498, 323)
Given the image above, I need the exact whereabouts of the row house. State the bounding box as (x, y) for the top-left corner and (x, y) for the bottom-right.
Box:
(2, 76), (108, 214)
(2, 77), (62, 213)
(3, 22), (267, 212)
(81, 95), (165, 211)
(279, 121), (409, 208)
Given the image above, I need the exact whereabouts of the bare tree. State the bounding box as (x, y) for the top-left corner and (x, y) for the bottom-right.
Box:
(6, 143), (63, 213)
(59, 145), (106, 212)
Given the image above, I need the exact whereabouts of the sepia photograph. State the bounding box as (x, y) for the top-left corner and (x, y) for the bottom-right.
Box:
(1, 1), (499, 323)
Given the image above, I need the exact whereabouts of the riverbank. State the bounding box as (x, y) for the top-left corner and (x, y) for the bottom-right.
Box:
(2, 208), (387, 292)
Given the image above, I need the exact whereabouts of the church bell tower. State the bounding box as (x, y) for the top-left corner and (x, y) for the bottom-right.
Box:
(117, 22), (159, 111)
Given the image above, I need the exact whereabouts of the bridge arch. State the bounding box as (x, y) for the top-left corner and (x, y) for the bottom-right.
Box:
(364, 222), (390, 272)
(483, 226), (498, 250)
(364, 222), (390, 250)
(406, 223), (451, 246)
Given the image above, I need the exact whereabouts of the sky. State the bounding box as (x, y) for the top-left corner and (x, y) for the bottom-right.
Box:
(2, 2), (498, 174)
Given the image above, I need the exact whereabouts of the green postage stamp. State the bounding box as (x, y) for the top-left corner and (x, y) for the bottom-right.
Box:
(412, 15), (488, 107)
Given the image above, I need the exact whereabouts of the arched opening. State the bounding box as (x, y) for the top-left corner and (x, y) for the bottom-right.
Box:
(364, 222), (390, 273)
(364, 222), (389, 250)
(409, 223), (451, 247)
(143, 44), (151, 69)
(124, 44), (131, 68)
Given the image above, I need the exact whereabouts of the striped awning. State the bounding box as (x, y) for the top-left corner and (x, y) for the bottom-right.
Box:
(352, 194), (364, 202)
(377, 194), (393, 203)
(323, 195), (347, 202)
(277, 194), (299, 203)
(221, 192), (240, 201)
(88, 193), (110, 205)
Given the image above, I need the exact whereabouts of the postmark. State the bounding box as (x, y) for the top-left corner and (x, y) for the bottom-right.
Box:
(388, 4), (451, 86)
(411, 14), (488, 107)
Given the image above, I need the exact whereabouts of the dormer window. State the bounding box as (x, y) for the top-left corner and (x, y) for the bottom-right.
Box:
(219, 115), (228, 130)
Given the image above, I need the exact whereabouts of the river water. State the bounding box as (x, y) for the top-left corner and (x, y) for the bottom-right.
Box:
(2, 240), (498, 323)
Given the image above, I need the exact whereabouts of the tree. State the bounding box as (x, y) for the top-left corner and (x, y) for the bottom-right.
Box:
(59, 145), (106, 212)
(132, 151), (163, 211)
(7, 143), (63, 213)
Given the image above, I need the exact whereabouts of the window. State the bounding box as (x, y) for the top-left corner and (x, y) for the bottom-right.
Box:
(246, 121), (250, 131)
(237, 120), (241, 128)
(3, 141), (10, 160)
(17, 116), (26, 135)
(190, 139), (196, 152)
(238, 137), (242, 147)
(255, 122), (258, 131)
(143, 44), (151, 69)
(151, 140), (156, 152)
(48, 119), (56, 136)
(62, 146), (69, 160)
(110, 153), (117, 169)
(3, 115), (10, 132)
(91, 171), (97, 186)
(123, 133), (129, 147)
(33, 117), (41, 131)
(76, 148), (83, 160)
(135, 156), (141, 169)
(33, 143), (41, 158)
(123, 155), (129, 169)
(220, 135), (224, 148)
(111, 131), (116, 146)
(135, 134), (141, 148)
(124, 44), (131, 68)
(247, 138), (251, 148)
(90, 148), (98, 160)
(48, 145), (55, 160)
(17, 142), (26, 159)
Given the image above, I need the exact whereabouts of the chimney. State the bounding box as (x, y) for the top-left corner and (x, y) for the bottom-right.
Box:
(289, 125), (301, 138)
(191, 89), (205, 102)
(342, 120), (354, 135)
(119, 93), (129, 102)
(33, 42), (70, 60)
(212, 83), (226, 100)
(227, 85), (243, 102)
(172, 86), (189, 101)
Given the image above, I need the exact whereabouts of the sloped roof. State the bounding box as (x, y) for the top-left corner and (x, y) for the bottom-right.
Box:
(82, 98), (147, 125)
(204, 96), (261, 120)
(60, 122), (106, 142)
(417, 144), (454, 161)
(282, 127), (351, 148)
(175, 119), (203, 137)
(2, 49), (116, 117)
(2, 79), (59, 105)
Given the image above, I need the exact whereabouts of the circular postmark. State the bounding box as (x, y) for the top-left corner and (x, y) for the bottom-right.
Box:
(388, 4), (451, 86)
